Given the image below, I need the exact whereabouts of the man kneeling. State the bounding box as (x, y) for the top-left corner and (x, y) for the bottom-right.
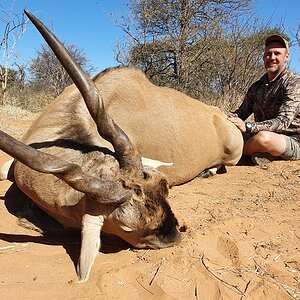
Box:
(228, 34), (300, 166)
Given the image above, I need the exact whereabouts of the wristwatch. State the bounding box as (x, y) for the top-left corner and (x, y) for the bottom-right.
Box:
(245, 122), (254, 133)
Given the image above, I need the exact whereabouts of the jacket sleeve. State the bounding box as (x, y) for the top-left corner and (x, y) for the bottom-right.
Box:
(250, 78), (300, 133)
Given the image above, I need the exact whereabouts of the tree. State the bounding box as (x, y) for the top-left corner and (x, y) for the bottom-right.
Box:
(115, 0), (290, 110)
(29, 43), (95, 96)
(0, 5), (26, 104)
(290, 23), (300, 72)
(0, 65), (19, 87)
(117, 0), (253, 90)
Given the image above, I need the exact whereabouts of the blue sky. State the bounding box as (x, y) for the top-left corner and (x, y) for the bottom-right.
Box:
(3, 0), (300, 74)
(3, 0), (128, 74)
(253, 0), (300, 73)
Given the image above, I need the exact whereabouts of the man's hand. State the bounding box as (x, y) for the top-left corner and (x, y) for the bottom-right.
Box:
(228, 116), (246, 133)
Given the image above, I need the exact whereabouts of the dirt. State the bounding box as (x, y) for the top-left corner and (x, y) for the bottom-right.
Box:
(0, 108), (299, 300)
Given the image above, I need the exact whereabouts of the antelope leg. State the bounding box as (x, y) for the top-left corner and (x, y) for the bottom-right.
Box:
(77, 213), (104, 283)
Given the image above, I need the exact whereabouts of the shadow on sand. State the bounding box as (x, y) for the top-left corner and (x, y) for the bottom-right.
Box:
(0, 182), (131, 272)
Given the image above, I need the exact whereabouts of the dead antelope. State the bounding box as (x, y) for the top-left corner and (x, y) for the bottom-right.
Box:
(0, 10), (243, 282)
(0, 10), (181, 282)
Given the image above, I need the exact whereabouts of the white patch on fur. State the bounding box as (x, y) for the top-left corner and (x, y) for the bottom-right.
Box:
(0, 158), (13, 180)
(142, 157), (173, 169)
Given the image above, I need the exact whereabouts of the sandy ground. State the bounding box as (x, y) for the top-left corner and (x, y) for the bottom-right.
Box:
(0, 108), (299, 300)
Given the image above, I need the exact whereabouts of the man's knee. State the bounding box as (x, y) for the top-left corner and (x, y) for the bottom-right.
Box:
(253, 131), (273, 148)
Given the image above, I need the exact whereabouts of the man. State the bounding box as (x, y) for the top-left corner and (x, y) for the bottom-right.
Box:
(228, 34), (300, 165)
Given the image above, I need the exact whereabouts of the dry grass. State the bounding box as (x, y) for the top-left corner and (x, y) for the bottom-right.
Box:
(5, 87), (54, 113)
(0, 104), (36, 139)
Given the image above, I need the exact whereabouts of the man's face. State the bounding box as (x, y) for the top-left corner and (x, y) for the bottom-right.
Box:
(263, 42), (289, 78)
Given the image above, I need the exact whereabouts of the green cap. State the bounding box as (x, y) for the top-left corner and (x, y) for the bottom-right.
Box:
(265, 34), (289, 52)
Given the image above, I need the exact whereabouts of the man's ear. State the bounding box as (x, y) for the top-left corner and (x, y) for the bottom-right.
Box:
(285, 51), (290, 63)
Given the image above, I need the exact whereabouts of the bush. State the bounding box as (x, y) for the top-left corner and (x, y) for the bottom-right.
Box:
(5, 86), (54, 112)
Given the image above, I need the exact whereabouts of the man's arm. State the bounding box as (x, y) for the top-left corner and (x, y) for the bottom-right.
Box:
(247, 79), (300, 134)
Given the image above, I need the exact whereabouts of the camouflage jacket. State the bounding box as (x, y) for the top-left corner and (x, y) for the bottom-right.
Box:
(232, 68), (300, 144)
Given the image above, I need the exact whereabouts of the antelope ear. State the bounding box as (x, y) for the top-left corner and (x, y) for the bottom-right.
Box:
(90, 184), (132, 205)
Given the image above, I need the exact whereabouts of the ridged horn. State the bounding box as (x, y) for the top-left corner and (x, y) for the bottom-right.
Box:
(0, 130), (130, 204)
(24, 10), (143, 176)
